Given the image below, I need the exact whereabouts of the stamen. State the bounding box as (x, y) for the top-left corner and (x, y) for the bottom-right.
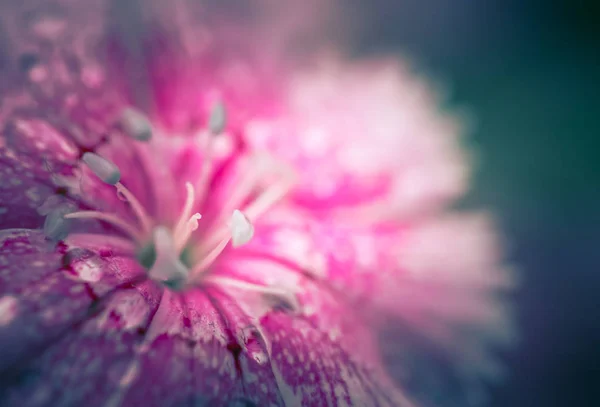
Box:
(173, 182), (196, 238)
(219, 154), (273, 217)
(203, 276), (301, 314)
(192, 102), (228, 203)
(189, 234), (230, 280)
(119, 108), (153, 141)
(200, 156), (294, 251)
(244, 175), (295, 221)
(209, 102), (227, 135)
(80, 153), (152, 239)
(189, 210), (253, 280)
(230, 209), (254, 247)
(115, 182), (153, 235)
(43, 207), (73, 242)
(63, 211), (144, 241)
(82, 152), (121, 185)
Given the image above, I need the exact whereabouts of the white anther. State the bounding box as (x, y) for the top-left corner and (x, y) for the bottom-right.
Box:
(173, 182), (196, 238)
(119, 107), (152, 141)
(209, 102), (227, 135)
(230, 209), (254, 247)
(82, 152), (121, 185)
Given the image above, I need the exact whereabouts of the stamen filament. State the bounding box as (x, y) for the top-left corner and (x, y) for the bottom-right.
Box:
(173, 182), (196, 238)
(244, 177), (295, 221)
(192, 134), (214, 206)
(174, 213), (202, 252)
(189, 236), (231, 280)
(115, 182), (153, 235)
(221, 169), (261, 217)
(64, 211), (144, 241)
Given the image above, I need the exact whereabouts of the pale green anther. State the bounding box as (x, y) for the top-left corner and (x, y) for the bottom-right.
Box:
(209, 102), (227, 135)
(136, 241), (157, 270)
(43, 207), (72, 242)
(120, 107), (152, 141)
(82, 152), (121, 185)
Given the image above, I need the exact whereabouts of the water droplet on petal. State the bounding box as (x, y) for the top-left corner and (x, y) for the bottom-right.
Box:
(64, 249), (105, 283)
(0, 295), (19, 326)
(30, 15), (66, 40)
(263, 289), (301, 314)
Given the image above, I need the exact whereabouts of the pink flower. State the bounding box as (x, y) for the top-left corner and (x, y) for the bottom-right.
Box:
(0, 1), (514, 406)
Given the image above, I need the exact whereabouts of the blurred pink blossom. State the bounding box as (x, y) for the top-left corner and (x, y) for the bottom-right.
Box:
(0, 0), (514, 406)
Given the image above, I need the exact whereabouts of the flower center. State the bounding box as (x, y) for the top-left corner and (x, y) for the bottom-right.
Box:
(43, 104), (295, 291)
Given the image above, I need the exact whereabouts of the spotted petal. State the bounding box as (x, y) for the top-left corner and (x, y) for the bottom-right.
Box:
(234, 208), (515, 404)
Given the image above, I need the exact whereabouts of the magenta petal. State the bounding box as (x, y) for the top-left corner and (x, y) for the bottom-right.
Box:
(208, 255), (414, 405)
(0, 229), (145, 373)
(0, 1), (513, 405)
(259, 312), (412, 407)
(118, 288), (284, 406)
(0, 139), (68, 229)
(1, 284), (160, 407)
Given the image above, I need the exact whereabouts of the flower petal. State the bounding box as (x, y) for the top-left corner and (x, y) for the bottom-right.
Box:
(259, 313), (413, 407)
(244, 57), (471, 221)
(203, 285), (413, 406)
(233, 208), (514, 403)
(0, 229), (145, 374)
(0, 284), (158, 407)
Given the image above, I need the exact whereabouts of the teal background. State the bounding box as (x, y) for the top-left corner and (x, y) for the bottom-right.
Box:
(353, 1), (600, 405)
